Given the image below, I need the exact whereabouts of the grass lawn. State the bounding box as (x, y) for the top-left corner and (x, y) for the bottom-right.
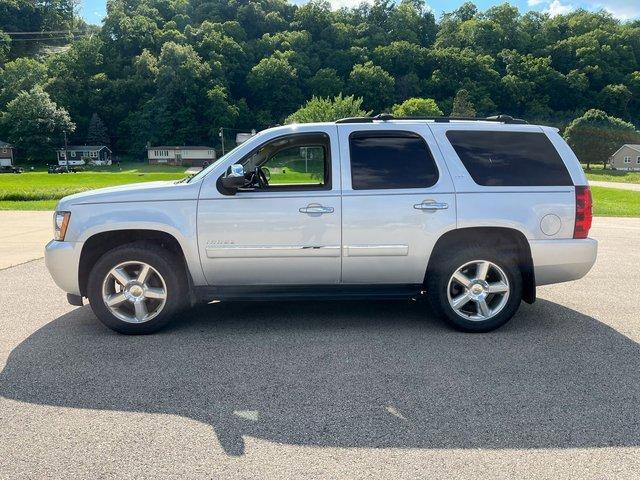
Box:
(583, 164), (640, 184)
(0, 162), (186, 210)
(591, 186), (640, 217)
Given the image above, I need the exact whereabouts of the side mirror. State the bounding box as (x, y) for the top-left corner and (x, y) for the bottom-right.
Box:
(220, 164), (247, 190)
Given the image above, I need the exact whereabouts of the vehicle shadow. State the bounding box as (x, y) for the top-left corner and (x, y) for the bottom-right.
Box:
(1, 299), (638, 456)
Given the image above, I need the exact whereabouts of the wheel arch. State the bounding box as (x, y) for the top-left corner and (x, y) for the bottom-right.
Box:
(426, 227), (536, 304)
(78, 229), (192, 297)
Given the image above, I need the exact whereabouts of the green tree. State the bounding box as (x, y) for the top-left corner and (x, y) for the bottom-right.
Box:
(133, 42), (226, 148)
(247, 52), (302, 124)
(598, 84), (632, 119)
(391, 97), (443, 117)
(348, 61), (395, 113)
(285, 94), (370, 123)
(86, 113), (110, 146)
(563, 109), (640, 170)
(306, 68), (344, 99)
(0, 30), (9, 65)
(1, 86), (75, 162)
(0, 58), (48, 107)
(451, 89), (476, 117)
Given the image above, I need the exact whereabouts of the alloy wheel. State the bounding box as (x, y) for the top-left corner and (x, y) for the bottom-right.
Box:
(446, 260), (510, 321)
(101, 261), (167, 324)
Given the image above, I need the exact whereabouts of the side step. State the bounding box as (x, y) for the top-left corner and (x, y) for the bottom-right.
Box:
(194, 284), (424, 302)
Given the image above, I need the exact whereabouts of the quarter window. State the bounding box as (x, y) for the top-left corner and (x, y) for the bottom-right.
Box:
(446, 131), (572, 187)
(349, 131), (439, 190)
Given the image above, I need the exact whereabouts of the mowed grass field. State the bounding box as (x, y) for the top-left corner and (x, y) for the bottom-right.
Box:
(583, 164), (640, 184)
(0, 162), (186, 210)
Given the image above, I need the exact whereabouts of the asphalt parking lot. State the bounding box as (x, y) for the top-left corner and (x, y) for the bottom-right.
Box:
(1, 217), (639, 479)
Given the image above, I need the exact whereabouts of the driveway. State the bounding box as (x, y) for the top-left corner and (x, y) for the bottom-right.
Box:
(1, 217), (639, 478)
(589, 180), (640, 191)
(0, 211), (52, 269)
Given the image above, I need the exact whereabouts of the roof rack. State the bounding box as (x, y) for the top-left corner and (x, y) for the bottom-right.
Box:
(335, 113), (527, 125)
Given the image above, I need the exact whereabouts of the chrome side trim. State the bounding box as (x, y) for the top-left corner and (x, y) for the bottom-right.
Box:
(344, 245), (409, 257)
(206, 245), (341, 258)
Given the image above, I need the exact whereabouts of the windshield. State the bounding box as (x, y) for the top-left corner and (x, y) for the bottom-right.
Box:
(185, 143), (244, 183)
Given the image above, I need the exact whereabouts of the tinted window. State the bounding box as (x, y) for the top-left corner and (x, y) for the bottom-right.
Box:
(446, 131), (572, 186)
(349, 131), (439, 190)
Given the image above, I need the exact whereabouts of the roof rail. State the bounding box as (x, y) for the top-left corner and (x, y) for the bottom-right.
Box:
(335, 113), (527, 125)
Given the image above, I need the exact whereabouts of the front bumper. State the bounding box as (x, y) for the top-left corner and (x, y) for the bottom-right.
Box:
(45, 240), (82, 296)
(530, 238), (598, 286)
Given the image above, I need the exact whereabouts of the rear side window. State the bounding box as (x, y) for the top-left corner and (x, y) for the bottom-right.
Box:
(446, 131), (572, 186)
(349, 131), (439, 190)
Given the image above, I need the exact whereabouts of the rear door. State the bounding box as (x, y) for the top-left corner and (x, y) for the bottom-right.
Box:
(338, 123), (457, 284)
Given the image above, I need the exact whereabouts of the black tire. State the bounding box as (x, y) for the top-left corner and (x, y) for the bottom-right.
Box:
(86, 241), (188, 334)
(426, 244), (523, 333)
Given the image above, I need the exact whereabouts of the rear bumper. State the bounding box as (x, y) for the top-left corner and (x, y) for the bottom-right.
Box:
(530, 238), (597, 286)
(45, 240), (82, 296)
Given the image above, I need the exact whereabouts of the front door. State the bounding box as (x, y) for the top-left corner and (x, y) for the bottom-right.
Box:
(338, 123), (457, 284)
(197, 126), (342, 285)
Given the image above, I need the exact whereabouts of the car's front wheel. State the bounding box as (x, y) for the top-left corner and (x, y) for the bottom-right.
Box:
(87, 242), (187, 334)
(427, 246), (523, 332)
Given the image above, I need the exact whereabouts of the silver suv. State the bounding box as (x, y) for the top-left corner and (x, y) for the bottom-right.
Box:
(45, 115), (597, 334)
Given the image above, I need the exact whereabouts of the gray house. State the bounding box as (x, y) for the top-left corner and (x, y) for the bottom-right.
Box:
(0, 140), (15, 166)
(57, 145), (112, 166)
(610, 144), (640, 171)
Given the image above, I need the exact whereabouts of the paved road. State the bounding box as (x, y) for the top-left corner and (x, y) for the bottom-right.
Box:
(1, 217), (640, 479)
(590, 180), (640, 191)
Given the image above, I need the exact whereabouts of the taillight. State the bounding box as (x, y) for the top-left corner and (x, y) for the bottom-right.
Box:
(573, 186), (592, 239)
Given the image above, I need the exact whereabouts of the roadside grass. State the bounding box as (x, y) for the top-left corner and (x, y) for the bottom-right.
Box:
(0, 199), (58, 210)
(591, 186), (640, 217)
(582, 164), (640, 184)
(0, 169), (185, 202)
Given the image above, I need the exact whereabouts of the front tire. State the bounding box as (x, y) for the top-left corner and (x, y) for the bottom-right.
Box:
(427, 245), (523, 332)
(87, 242), (187, 334)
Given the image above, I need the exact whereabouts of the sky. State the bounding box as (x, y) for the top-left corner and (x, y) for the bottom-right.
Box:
(80, 0), (639, 26)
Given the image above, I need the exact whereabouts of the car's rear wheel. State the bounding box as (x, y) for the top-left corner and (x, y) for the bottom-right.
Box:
(87, 242), (187, 334)
(427, 246), (523, 332)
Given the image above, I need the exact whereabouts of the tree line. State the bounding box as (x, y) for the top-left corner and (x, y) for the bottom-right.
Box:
(0, 0), (639, 163)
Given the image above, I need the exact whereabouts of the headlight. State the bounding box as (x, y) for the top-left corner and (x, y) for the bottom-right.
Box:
(54, 211), (71, 241)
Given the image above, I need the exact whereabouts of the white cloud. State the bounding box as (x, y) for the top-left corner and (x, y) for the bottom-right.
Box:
(527, 0), (547, 6)
(545, 0), (575, 16)
(588, 1), (640, 20)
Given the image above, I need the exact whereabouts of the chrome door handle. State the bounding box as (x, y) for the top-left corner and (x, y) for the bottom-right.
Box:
(299, 204), (334, 214)
(414, 201), (449, 211)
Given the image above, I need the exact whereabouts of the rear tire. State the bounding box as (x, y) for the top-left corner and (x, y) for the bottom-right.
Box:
(87, 241), (188, 334)
(426, 244), (523, 332)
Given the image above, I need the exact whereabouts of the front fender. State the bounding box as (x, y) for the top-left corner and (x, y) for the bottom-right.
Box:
(67, 200), (206, 286)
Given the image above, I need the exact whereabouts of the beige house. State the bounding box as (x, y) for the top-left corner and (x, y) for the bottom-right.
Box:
(148, 146), (216, 167)
(610, 144), (640, 171)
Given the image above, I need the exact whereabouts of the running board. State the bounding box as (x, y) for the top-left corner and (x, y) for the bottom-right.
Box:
(194, 284), (424, 302)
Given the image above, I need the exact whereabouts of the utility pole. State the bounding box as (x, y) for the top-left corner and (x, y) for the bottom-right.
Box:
(219, 127), (225, 156)
(64, 130), (69, 168)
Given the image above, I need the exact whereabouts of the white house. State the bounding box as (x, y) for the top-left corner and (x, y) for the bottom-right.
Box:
(148, 146), (216, 167)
